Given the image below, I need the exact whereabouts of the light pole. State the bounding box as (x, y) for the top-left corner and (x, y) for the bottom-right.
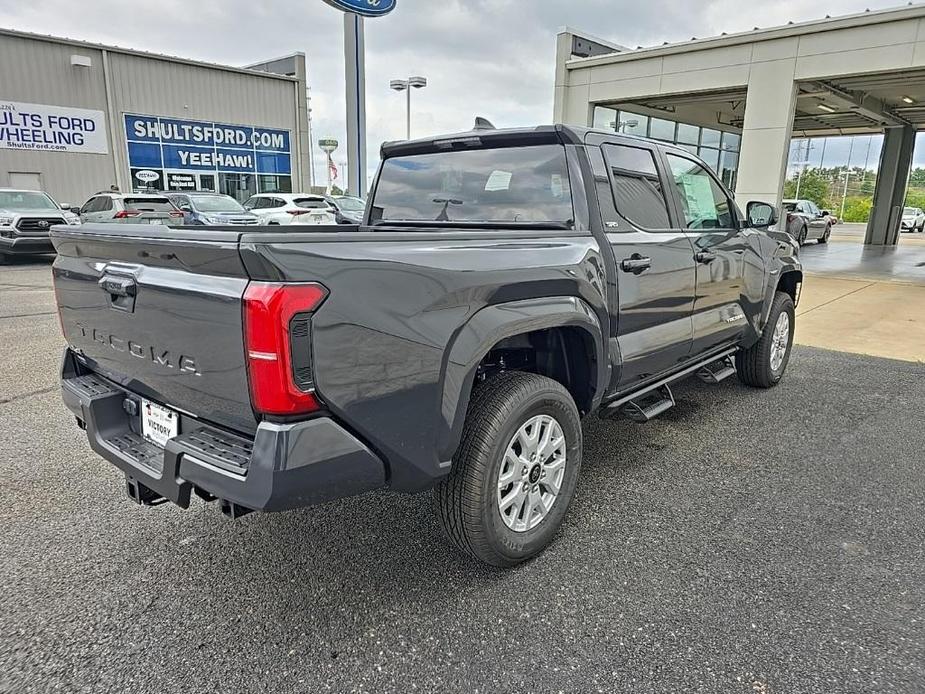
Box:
(390, 76), (427, 140)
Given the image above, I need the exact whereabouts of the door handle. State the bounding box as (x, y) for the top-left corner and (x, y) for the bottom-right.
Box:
(620, 254), (652, 274)
(694, 251), (717, 264)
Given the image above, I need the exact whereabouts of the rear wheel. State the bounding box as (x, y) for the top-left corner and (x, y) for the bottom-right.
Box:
(736, 291), (795, 388)
(434, 371), (582, 567)
(798, 225), (808, 246)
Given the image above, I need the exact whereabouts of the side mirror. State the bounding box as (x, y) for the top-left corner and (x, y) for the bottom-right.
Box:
(69, 206), (81, 214)
(60, 203), (71, 210)
(820, 210), (830, 217)
(179, 204), (192, 212)
(745, 201), (778, 229)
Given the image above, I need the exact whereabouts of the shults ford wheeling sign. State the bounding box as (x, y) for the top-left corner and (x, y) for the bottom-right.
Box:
(124, 114), (291, 176)
(321, 0), (396, 17)
(0, 100), (108, 154)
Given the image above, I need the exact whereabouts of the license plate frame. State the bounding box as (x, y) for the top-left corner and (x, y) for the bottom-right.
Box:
(141, 399), (178, 448)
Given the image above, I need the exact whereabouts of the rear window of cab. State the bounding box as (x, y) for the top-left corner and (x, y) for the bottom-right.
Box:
(370, 145), (574, 225)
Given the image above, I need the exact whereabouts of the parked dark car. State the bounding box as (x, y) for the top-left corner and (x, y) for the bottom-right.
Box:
(782, 198), (832, 245)
(328, 195), (366, 224)
(51, 124), (802, 566)
(165, 192), (259, 226)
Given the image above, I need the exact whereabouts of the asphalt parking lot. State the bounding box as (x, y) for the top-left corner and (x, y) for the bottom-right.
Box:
(1, 258), (924, 693)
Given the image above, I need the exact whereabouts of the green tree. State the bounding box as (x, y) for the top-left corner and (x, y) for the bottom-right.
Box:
(783, 168), (829, 207)
(841, 196), (873, 223)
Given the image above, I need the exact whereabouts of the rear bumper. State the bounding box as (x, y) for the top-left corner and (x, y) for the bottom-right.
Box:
(0, 235), (54, 255)
(60, 351), (386, 513)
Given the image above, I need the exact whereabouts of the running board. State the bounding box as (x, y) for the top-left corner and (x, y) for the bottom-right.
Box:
(619, 385), (675, 423)
(601, 346), (738, 423)
(697, 356), (736, 384)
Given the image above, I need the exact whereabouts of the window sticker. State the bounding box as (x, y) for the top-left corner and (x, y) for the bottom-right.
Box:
(485, 170), (513, 191)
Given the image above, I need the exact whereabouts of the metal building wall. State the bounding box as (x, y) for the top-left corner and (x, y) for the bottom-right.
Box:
(0, 31), (307, 205)
(0, 33), (114, 205)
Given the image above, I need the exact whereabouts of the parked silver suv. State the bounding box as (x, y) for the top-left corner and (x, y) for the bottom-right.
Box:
(78, 193), (183, 225)
(0, 188), (81, 264)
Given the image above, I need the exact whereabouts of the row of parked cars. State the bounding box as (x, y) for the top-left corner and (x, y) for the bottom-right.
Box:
(79, 190), (366, 226)
(0, 187), (366, 263)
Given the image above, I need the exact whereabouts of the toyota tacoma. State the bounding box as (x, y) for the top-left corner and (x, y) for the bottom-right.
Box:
(52, 123), (801, 566)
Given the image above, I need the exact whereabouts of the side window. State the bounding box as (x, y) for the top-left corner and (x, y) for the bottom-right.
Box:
(601, 144), (671, 230)
(666, 154), (735, 230)
(80, 197), (97, 214)
(243, 197), (258, 210)
(99, 197), (114, 212)
(270, 197), (286, 208)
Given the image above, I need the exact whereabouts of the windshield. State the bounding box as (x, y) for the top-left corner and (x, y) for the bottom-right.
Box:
(334, 196), (365, 212)
(0, 191), (59, 211)
(190, 195), (246, 213)
(371, 144), (574, 225)
(904, 207), (918, 215)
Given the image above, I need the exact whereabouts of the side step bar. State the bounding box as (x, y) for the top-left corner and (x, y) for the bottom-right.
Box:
(601, 347), (737, 423)
(621, 385), (675, 423)
(697, 355), (736, 384)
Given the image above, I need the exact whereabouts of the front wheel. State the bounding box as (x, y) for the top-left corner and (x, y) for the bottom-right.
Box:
(817, 224), (831, 244)
(434, 371), (582, 567)
(736, 291), (795, 388)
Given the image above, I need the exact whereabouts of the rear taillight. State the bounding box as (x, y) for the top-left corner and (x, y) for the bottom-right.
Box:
(286, 209), (311, 216)
(114, 210), (140, 219)
(243, 282), (328, 416)
(786, 213), (795, 224)
(169, 211), (184, 218)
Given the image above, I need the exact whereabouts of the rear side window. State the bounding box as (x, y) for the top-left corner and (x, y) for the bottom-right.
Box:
(602, 144), (670, 229)
(371, 144), (573, 225)
(123, 197), (173, 211)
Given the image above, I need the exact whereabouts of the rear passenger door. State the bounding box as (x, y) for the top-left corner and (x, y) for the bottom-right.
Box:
(593, 140), (697, 389)
(663, 152), (766, 355)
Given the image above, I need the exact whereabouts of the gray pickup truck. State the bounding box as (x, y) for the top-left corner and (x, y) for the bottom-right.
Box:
(52, 123), (801, 566)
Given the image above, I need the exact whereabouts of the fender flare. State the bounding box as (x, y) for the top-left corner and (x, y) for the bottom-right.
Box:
(436, 296), (606, 463)
(761, 261), (803, 330)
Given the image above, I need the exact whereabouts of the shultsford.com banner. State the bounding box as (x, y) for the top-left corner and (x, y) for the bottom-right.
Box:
(0, 100), (109, 154)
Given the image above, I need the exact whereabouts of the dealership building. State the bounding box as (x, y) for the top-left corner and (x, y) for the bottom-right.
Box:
(0, 28), (312, 205)
(555, 4), (925, 246)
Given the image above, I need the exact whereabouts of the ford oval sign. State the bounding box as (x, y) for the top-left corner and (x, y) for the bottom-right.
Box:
(321, 0), (396, 17)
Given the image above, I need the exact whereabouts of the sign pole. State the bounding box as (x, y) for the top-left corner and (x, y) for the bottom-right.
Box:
(343, 12), (367, 198)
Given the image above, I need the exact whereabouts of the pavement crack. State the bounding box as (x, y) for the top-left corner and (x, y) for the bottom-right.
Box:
(798, 281), (878, 316)
(0, 311), (57, 319)
(0, 385), (57, 405)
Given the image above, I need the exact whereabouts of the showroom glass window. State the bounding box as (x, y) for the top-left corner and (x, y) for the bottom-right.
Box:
(592, 106), (742, 190)
(602, 144), (671, 229)
(666, 154), (734, 230)
(371, 145), (574, 225)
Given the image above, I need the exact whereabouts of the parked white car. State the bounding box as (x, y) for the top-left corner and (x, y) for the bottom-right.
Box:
(79, 193), (183, 225)
(242, 193), (335, 225)
(900, 206), (925, 232)
(0, 188), (80, 263)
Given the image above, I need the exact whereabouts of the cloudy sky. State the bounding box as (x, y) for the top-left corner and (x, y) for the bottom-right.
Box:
(0, 0), (916, 184)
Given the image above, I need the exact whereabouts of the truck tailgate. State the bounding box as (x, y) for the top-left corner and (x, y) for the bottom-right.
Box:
(51, 224), (257, 434)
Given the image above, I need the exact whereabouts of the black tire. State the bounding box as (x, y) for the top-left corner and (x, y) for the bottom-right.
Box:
(0, 252), (8, 265)
(798, 224), (808, 246)
(736, 291), (795, 388)
(817, 224), (831, 244)
(434, 371), (582, 567)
